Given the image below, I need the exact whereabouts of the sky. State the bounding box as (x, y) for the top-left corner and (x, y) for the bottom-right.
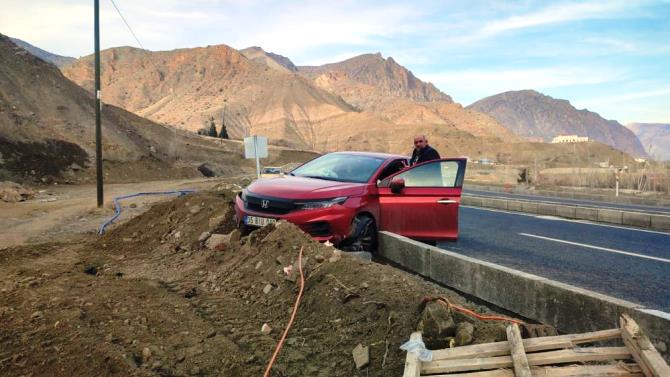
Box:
(1, 0), (669, 124)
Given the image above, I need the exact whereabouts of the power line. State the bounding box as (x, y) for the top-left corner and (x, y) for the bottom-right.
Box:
(108, 0), (147, 51)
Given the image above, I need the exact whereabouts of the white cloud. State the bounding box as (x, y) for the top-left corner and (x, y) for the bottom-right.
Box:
(421, 66), (626, 103)
(481, 1), (630, 34)
(587, 87), (670, 104)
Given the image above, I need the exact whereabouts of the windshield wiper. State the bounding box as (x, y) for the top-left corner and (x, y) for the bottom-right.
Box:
(302, 175), (341, 182)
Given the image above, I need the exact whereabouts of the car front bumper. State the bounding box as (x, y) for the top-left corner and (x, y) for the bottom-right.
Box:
(234, 195), (356, 244)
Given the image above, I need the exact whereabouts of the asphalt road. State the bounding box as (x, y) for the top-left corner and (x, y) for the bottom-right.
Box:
(463, 188), (670, 215)
(438, 205), (670, 312)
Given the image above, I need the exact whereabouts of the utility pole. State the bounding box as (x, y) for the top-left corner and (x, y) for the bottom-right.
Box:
(94, 0), (103, 207)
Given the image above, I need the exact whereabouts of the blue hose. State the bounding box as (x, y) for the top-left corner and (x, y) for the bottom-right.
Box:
(98, 190), (196, 235)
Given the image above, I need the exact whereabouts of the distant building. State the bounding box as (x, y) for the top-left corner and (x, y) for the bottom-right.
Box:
(551, 135), (589, 143)
(634, 158), (648, 163)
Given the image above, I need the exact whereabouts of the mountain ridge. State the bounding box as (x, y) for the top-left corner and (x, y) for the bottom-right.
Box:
(9, 37), (75, 68)
(626, 123), (670, 161)
(467, 90), (648, 157)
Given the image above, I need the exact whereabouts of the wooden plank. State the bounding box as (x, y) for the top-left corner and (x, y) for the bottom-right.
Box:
(432, 328), (622, 361)
(620, 314), (670, 377)
(427, 364), (643, 377)
(507, 324), (532, 377)
(402, 332), (422, 377)
(422, 347), (632, 374)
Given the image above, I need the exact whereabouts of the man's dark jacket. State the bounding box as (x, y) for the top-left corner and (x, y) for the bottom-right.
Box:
(410, 145), (441, 166)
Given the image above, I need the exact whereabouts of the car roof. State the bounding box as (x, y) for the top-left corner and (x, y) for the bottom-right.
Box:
(330, 151), (407, 161)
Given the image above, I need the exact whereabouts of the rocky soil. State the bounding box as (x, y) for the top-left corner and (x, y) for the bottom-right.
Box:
(0, 189), (530, 377)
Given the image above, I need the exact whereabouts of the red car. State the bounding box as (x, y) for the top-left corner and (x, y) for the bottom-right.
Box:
(234, 152), (466, 251)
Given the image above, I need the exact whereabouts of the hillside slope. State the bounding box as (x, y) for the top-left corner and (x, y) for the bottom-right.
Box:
(468, 90), (647, 157)
(626, 123), (670, 161)
(0, 34), (314, 183)
(9, 37), (75, 67)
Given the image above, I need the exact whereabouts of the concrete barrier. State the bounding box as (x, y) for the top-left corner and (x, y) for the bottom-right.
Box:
(378, 231), (670, 360)
(597, 209), (623, 225)
(464, 183), (670, 208)
(462, 194), (670, 231)
(537, 203), (557, 216)
(555, 205), (577, 219)
(575, 207), (599, 222)
(651, 215), (670, 231)
(622, 212), (652, 228)
(521, 201), (539, 214)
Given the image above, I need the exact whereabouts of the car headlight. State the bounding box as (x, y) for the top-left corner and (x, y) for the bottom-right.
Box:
(295, 196), (348, 210)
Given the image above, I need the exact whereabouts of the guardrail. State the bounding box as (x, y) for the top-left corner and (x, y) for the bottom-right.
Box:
(461, 195), (670, 231)
(378, 231), (670, 362)
(465, 183), (670, 208)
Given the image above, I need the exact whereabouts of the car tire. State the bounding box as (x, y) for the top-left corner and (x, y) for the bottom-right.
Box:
(340, 215), (377, 253)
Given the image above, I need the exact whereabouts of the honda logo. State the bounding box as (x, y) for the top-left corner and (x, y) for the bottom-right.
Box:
(261, 199), (270, 209)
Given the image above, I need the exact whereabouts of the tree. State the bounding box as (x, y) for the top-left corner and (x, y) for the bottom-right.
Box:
(196, 128), (208, 135)
(219, 120), (229, 139)
(207, 117), (217, 137)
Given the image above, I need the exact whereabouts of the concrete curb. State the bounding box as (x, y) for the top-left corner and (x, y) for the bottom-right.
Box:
(378, 231), (670, 360)
(465, 183), (670, 208)
(461, 195), (670, 232)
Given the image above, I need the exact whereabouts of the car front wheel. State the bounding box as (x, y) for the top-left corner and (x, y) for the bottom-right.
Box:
(340, 214), (377, 253)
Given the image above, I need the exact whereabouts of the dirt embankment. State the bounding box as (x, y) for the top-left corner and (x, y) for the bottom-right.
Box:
(0, 190), (521, 377)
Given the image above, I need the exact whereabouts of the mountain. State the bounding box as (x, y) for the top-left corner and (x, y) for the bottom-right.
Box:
(9, 37), (75, 67)
(0, 34), (311, 184)
(626, 123), (670, 161)
(299, 53), (452, 105)
(240, 46), (298, 73)
(62, 45), (516, 153)
(61, 44), (633, 165)
(467, 90), (648, 157)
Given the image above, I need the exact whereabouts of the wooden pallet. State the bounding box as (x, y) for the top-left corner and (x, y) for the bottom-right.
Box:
(402, 314), (670, 377)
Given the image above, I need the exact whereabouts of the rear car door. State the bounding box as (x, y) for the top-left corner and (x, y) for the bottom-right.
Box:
(377, 158), (466, 241)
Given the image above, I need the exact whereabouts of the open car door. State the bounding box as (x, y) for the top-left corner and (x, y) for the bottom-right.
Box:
(377, 158), (466, 241)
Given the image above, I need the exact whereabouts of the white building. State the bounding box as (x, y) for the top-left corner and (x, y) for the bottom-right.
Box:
(551, 135), (589, 143)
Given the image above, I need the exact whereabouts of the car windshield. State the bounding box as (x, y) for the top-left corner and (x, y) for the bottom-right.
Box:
(291, 153), (385, 183)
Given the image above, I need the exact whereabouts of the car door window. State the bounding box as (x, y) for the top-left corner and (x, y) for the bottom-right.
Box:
(381, 160), (463, 188)
(376, 159), (407, 181)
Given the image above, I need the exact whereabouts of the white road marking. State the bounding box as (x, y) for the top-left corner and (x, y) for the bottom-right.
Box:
(518, 232), (670, 264)
(460, 205), (670, 236)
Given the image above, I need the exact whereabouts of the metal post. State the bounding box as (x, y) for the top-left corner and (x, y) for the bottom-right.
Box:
(94, 0), (103, 207)
(254, 136), (260, 179)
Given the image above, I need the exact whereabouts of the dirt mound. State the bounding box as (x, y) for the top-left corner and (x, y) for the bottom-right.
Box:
(1, 190), (521, 377)
(0, 181), (35, 202)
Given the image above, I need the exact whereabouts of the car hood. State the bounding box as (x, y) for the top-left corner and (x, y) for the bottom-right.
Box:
(246, 176), (367, 200)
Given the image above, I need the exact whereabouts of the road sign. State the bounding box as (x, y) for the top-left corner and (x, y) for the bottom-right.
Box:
(244, 136), (267, 159)
(244, 136), (268, 179)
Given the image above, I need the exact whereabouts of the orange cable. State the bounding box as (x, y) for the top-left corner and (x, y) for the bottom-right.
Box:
(263, 246), (305, 377)
(429, 296), (525, 325)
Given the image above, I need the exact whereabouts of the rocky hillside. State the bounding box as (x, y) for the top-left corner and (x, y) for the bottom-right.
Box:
(626, 123), (670, 161)
(10, 37), (75, 67)
(0, 34), (313, 184)
(60, 43), (635, 165)
(468, 90), (648, 157)
(240, 46), (297, 73)
(300, 53), (452, 104)
(62, 44), (516, 153)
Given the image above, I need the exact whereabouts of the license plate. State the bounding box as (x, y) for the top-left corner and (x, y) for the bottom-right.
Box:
(244, 215), (277, 227)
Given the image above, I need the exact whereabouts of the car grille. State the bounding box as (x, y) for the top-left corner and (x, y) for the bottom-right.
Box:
(302, 221), (331, 237)
(244, 193), (295, 215)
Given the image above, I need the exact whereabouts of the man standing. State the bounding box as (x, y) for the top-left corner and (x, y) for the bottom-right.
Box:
(410, 134), (441, 166)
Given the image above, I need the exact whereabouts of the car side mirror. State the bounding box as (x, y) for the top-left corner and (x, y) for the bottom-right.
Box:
(390, 178), (405, 194)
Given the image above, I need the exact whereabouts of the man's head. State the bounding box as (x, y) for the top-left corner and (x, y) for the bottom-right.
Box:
(413, 135), (428, 150)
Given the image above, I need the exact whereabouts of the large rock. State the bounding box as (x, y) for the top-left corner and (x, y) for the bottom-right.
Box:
(351, 343), (369, 369)
(205, 233), (231, 250)
(0, 181), (35, 202)
(418, 301), (456, 348)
